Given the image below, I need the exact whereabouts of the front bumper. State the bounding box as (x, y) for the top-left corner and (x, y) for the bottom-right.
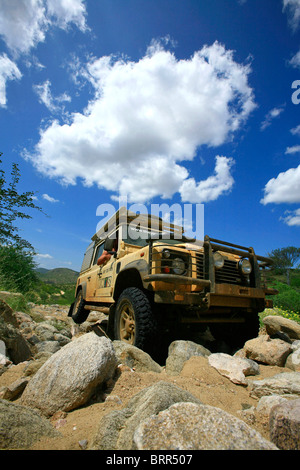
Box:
(143, 273), (211, 288)
(145, 235), (277, 312)
(143, 273), (276, 311)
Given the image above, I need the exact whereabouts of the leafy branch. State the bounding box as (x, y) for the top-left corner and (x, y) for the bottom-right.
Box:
(0, 152), (44, 251)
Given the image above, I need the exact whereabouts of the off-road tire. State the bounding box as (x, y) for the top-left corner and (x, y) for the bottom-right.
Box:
(114, 287), (157, 353)
(71, 289), (89, 324)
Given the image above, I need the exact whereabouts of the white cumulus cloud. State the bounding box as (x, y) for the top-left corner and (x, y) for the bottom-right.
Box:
(281, 208), (300, 226)
(0, 0), (47, 54)
(36, 253), (53, 259)
(0, 0), (87, 107)
(291, 124), (300, 135)
(46, 0), (87, 32)
(285, 145), (300, 154)
(285, 125), (300, 153)
(33, 79), (71, 113)
(0, 54), (22, 107)
(42, 193), (59, 203)
(261, 164), (300, 204)
(0, 0), (87, 55)
(25, 41), (255, 204)
(283, 0), (300, 31)
(262, 120), (300, 216)
(180, 156), (235, 203)
(260, 106), (285, 131)
(289, 49), (300, 68)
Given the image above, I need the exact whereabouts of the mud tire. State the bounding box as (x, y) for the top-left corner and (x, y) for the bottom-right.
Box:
(71, 289), (89, 324)
(114, 287), (157, 353)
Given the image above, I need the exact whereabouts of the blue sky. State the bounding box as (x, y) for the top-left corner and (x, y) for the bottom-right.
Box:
(1, 0), (300, 271)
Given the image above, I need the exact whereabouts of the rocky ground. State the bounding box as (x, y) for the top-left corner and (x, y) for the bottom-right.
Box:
(0, 298), (300, 450)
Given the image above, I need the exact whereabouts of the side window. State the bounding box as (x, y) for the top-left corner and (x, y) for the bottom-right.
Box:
(93, 230), (119, 265)
(80, 242), (95, 272)
(93, 242), (105, 265)
(105, 230), (119, 252)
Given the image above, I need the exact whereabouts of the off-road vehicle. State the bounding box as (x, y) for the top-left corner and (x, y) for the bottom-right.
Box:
(69, 207), (277, 352)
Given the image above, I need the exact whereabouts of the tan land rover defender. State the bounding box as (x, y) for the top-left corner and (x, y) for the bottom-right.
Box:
(69, 207), (277, 353)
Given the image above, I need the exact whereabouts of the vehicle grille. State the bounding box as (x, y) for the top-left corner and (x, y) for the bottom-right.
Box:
(215, 259), (240, 284)
(195, 253), (240, 285)
(195, 252), (204, 278)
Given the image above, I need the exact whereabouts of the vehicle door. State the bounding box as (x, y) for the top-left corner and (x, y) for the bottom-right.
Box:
(96, 231), (118, 301)
(85, 241), (105, 300)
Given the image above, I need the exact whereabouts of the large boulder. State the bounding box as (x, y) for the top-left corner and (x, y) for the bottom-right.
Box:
(113, 341), (162, 373)
(244, 335), (292, 367)
(250, 372), (300, 398)
(21, 333), (118, 416)
(256, 395), (289, 417)
(134, 402), (277, 450)
(0, 377), (29, 401)
(165, 340), (211, 375)
(0, 299), (17, 325)
(208, 352), (259, 385)
(89, 381), (202, 450)
(263, 315), (300, 340)
(0, 399), (61, 449)
(285, 347), (300, 371)
(269, 398), (300, 450)
(0, 299), (32, 364)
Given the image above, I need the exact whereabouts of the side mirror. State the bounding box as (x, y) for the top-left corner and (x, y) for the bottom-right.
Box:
(104, 238), (115, 251)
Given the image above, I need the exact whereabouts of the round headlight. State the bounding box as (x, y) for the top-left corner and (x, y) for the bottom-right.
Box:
(162, 249), (171, 258)
(213, 252), (224, 269)
(172, 257), (186, 275)
(239, 258), (252, 275)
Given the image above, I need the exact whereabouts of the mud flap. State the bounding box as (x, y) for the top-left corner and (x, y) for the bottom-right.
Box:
(68, 302), (74, 317)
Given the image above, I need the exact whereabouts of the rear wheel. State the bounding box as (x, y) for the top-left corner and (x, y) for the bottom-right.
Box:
(114, 287), (157, 352)
(71, 290), (89, 324)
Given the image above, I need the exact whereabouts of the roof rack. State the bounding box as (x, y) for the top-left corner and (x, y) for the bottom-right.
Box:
(92, 206), (184, 241)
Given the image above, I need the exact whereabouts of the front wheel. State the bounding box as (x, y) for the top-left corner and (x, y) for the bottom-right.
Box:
(114, 287), (157, 353)
(71, 290), (89, 324)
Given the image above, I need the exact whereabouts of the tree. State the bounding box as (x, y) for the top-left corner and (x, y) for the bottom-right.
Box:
(268, 246), (300, 285)
(0, 153), (44, 293)
(0, 153), (43, 250)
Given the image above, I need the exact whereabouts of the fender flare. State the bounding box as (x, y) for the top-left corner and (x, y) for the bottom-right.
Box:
(113, 260), (148, 300)
(76, 281), (87, 298)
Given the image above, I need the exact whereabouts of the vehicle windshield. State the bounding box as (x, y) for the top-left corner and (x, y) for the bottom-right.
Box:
(122, 224), (196, 247)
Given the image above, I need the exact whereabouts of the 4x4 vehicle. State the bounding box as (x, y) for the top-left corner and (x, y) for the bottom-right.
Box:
(69, 207), (277, 353)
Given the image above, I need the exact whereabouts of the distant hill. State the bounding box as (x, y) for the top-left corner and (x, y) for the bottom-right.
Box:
(36, 268), (79, 284)
(35, 268), (49, 274)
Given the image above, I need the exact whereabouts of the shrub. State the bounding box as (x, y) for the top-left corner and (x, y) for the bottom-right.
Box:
(261, 307), (300, 325)
(270, 281), (300, 315)
(0, 245), (39, 294)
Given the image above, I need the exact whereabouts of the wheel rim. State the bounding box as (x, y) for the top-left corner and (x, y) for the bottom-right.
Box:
(119, 302), (135, 344)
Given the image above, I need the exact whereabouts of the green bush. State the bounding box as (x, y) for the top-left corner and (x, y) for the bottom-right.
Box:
(0, 245), (39, 294)
(270, 281), (300, 315)
(0, 292), (31, 314)
(261, 307), (300, 324)
(290, 272), (300, 288)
